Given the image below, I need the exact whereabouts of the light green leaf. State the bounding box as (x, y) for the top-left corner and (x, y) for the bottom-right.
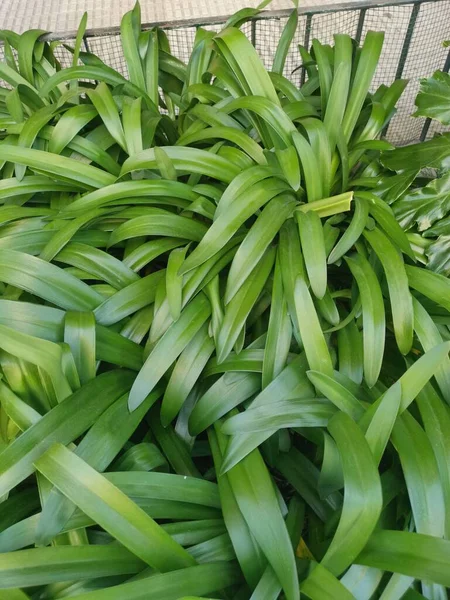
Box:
(321, 412), (382, 575)
(0, 370), (133, 497)
(293, 276), (333, 376)
(364, 226), (413, 355)
(129, 293), (211, 410)
(345, 253), (385, 387)
(34, 443), (196, 571)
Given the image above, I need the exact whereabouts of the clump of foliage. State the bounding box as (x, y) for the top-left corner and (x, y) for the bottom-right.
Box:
(383, 68), (450, 276)
(0, 3), (449, 600)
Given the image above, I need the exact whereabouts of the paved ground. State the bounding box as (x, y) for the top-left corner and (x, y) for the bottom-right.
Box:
(1, 0), (328, 33)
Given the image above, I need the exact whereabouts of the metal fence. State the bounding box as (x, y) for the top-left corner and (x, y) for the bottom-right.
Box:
(4, 0), (450, 144)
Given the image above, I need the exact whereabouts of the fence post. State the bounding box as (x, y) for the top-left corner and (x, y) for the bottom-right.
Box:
(301, 14), (313, 85)
(251, 20), (257, 47)
(355, 8), (367, 44)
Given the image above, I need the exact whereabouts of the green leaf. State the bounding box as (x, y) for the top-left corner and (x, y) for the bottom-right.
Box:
(0, 299), (143, 370)
(414, 70), (450, 125)
(364, 381), (402, 465)
(416, 383), (450, 539)
(109, 209), (208, 246)
(328, 197), (369, 264)
(14, 105), (59, 181)
(214, 420), (299, 600)
(17, 28), (47, 84)
(220, 398), (336, 434)
(382, 134), (450, 172)
(275, 145), (301, 191)
(70, 563), (240, 600)
(337, 319), (363, 384)
(0, 323), (71, 403)
(405, 264), (450, 312)
(217, 247), (275, 362)
(161, 323), (215, 426)
(342, 31), (384, 141)
(121, 3), (146, 91)
(214, 28), (280, 106)
(129, 293), (211, 410)
(34, 443), (196, 571)
(49, 104), (98, 154)
(182, 179), (288, 274)
(166, 244), (189, 321)
(178, 126), (267, 165)
(0, 61), (37, 91)
(318, 432), (344, 499)
(412, 297), (450, 403)
(392, 172), (450, 232)
(0, 145), (116, 189)
(121, 146), (240, 183)
(214, 166), (277, 219)
(345, 253), (385, 387)
(293, 276), (334, 376)
(123, 238), (187, 272)
(88, 82), (127, 151)
(63, 311), (96, 385)
(296, 210), (327, 299)
(56, 242), (139, 289)
(111, 442), (166, 472)
(313, 39), (332, 118)
(122, 96), (143, 155)
(62, 179), (196, 216)
(321, 412), (382, 575)
(189, 372), (261, 437)
(0, 370), (133, 497)
(391, 411), (445, 537)
(94, 271), (164, 325)
(149, 408), (201, 478)
(0, 249), (104, 310)
(204, 349), (264, 376)
(0, 546), (145, 588)
(323, 34), (352, 151)
(364, 226), (413, 355)
(221, 354), (314, 472)
(209, 428), (266, 588)
(297, 192), (354, 219)
(307, 370), (365, 420)
(426, 235), (450, 277)
(0, 589), (30, 600)
(357, 530), (450, 587)
(145, 29), (159, 105)
(272, 9), (298, 74)
(262, 254), (292, 388)
(292, 131), (322, 202)
(222, 96), (296, 147)
(395, 341), (450, 412)
(301, 563), (356, 600)
(357, 191), (415, 260)
(69, 11), (88, 89)
(35, 389), (162, 546)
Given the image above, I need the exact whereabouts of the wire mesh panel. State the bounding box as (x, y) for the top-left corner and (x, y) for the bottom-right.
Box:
(1, 0), (450, 143)
(306, 9), (361, 43)
(165, 27), (198, 63)
(396, 0), (450, 140)
(52, 41), (77, 69)
(86, 35), (129, 76)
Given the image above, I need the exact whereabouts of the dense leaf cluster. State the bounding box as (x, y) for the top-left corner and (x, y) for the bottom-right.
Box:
(0, 3), (449, 599)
